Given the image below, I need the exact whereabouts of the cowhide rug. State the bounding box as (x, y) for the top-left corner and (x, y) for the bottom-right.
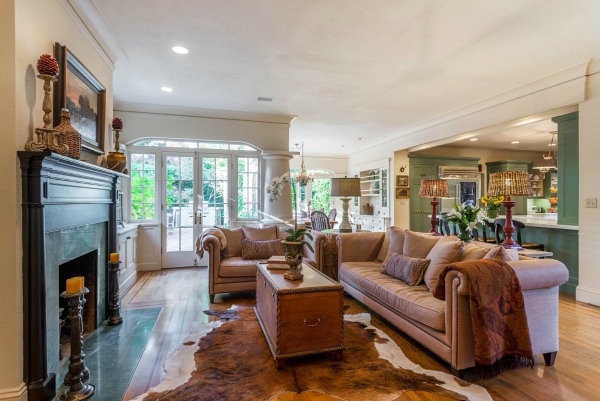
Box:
(134, 306), (492, 401)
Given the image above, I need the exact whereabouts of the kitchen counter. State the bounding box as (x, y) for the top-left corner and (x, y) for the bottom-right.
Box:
(486, 214), (578, 231)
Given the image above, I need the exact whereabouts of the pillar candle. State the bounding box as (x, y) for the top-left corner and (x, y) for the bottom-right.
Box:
(110, 252), (120, 263)
(66, 276), (84, 294)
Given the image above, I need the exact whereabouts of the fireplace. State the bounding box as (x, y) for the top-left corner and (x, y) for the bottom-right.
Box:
(19, 151), (123, 401)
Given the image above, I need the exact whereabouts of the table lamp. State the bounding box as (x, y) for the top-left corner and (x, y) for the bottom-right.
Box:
(418, 179), (449, 235)
(488, 171), (533, 249)
(330, 177), (361, 232)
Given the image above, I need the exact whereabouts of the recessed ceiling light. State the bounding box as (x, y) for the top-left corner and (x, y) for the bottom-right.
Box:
(172, 46), (189, 54)
(511, 141), (520, 144)
(469, 138), (478, 141)
(257, 97), (272, 102)
(161, 86), (173, 92)
(548, 143), (556, 146)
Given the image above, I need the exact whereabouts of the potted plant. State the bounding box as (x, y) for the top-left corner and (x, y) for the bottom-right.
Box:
(481, 195), (504, 219)
(445, 203), (484, 242)
(266, 172), (314, 280)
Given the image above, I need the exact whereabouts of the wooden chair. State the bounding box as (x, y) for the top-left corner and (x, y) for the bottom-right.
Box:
(328, 208), (338, 229)
(438, 214), (455, 236)
(310, 210), (330, 231)
(494, 218), (544, 250)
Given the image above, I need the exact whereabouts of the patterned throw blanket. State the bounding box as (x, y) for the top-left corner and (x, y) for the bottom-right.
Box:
(432, 259), (534, 377)
(195, 228), (227, 258)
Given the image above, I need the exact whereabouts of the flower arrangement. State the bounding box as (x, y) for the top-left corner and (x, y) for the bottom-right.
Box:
(446, 203), (484, 240)
(481, 195), (504, 211)
(266, 172), (313, 251)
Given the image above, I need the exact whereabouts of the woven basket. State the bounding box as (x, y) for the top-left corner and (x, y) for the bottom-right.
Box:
(54, 109), (81, 159)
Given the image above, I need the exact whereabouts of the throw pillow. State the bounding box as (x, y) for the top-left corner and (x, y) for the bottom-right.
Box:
(218, 227), (244, 258)
(423, 236), (465, 291)
(460, 242), (489, 261)
(242, 225), (277, 241)
(240, 239), (284, 260)
(402, 230), (443, 259)
(483, 245), (513, 262)
(381, 227), (406, 265)
(383, 253), (431, 286)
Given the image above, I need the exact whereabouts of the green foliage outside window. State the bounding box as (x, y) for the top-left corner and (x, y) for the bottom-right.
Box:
(311, 178), (331, 214)
(130, 154), (156, 220)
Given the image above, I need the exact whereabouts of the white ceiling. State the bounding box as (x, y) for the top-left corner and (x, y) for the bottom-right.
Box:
(92, 0), (600, 154)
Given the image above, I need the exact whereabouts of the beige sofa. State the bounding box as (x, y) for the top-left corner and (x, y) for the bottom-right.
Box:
(337, 230), (569, 377)
(201, 225), (324, 302)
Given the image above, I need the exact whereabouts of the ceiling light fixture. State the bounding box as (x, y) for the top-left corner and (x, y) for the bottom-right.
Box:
(294, 142), (313, 187)
(532, 131), (557, 178)
(469, 138), (478, 141)
(257, 97), (272, 102)
(161, 87), (173, 92)
(172, 46), (189, 54)
(511, 141), (520, 144)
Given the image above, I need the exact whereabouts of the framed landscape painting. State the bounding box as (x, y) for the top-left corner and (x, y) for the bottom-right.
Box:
(396, 188), (409, 199)
(54, 43), (106, 155)
(396, 175), (409, 187)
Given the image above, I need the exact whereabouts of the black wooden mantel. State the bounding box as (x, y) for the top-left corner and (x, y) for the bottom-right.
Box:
(18, 151), (125, 401)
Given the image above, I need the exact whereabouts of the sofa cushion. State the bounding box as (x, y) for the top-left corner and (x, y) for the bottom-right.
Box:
(402, 230), (442, 259)
(383, 253), (430, 286)
(460, 242), (489, 261)
(219, 257), (260, 278)
(218, 227), (244, 258)
(340, 262), (445, 331)
(484, 245), (513, 262)
(242, 225), (277, 240)
(380, 227), (406, 265)
(241, 239), (284, 260)
(424, 236), (464, 291)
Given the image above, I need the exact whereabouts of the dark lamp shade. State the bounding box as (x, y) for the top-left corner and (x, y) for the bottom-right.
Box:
(532, 156), (557, 170)
(330, 177), (361, 197)
(488, 171), (533, 196)
(418, 179), (449, 198)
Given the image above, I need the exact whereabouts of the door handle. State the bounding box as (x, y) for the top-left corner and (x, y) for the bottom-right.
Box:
(194, 212), (202, 225)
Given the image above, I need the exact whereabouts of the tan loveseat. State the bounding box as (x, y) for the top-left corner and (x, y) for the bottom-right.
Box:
(201, 225), (324, 303)
(337, 230), (569, 376)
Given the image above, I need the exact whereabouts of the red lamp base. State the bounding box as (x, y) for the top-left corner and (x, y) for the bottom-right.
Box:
(500, 199), (524, 250)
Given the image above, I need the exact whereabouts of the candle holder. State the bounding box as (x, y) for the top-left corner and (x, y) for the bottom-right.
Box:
(59, 288), (95, 401)
(25, 74), (69, 154)
(107, 260), (123, 326)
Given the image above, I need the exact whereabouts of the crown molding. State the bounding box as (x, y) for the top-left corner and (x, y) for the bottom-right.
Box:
(115, 101), (296, 125)
(57, 0), (126, 69)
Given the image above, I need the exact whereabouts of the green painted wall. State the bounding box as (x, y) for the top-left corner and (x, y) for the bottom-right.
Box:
(552, 112), (579, 226)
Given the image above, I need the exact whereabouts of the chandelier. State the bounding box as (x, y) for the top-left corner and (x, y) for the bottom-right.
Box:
(532, 131), (557, 178)
(295, 142), (313, 187)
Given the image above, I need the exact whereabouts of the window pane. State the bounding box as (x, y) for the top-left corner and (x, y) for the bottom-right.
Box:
(249, 158), (258, 172)
(238, 158), (247, 173)
(166, 140), (197, 148)
(131, 153), (156, 221)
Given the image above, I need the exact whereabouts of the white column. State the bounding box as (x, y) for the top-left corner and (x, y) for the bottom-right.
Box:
(262, 152), (295, 225)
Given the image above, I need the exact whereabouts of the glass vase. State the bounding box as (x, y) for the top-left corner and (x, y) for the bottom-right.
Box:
(487, 208), (498, 219)
(457, 223), (471, 242)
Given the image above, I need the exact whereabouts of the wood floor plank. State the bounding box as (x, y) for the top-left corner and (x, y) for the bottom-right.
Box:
(122, 268), (600, 401)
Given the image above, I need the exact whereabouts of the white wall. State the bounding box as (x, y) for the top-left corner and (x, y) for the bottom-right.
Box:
(116, 109), (290, 152)
(289, 155), (348, 175)
(1, 0), (115, 397)
(576, 59), (600, 305)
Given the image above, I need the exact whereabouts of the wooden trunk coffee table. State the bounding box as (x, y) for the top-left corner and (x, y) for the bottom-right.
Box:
(255, 262), (345, 368)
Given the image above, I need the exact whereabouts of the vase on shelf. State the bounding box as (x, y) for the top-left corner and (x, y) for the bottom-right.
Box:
(486, 208), (498, 219)
(457, 223), (471, 242)
(281, 240), (304, 280)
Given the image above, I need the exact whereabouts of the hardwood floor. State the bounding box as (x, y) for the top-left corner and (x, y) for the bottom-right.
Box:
(123, 268), (600, 401)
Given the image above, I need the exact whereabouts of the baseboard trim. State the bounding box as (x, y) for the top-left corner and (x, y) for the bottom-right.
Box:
(0, 383), (27, 401)
(576, 286), (600, 307)
(137, 262), (160, 271)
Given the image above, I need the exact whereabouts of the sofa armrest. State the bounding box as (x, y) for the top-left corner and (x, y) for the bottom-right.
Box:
(203, 235), (222, 295)
(303, 230), (327, 271)
(508, 258), (569, 291)
(337, 232), (385, 265)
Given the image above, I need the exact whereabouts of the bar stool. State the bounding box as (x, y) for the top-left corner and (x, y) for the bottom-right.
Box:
(494, 218), (544, 250)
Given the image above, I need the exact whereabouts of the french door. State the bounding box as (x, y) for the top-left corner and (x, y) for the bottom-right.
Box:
(161, 152), (231, 268)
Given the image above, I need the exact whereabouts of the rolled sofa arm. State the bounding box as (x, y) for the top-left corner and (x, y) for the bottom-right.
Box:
(303, 230), (327, 271)
(508, 258), (569, 291)
(202, 235), (222, 290)
(337, 231), (385, 265)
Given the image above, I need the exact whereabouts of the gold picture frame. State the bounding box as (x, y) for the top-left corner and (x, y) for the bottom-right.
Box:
(396, 188), (409, 199)
(396, 175), (409, 187)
